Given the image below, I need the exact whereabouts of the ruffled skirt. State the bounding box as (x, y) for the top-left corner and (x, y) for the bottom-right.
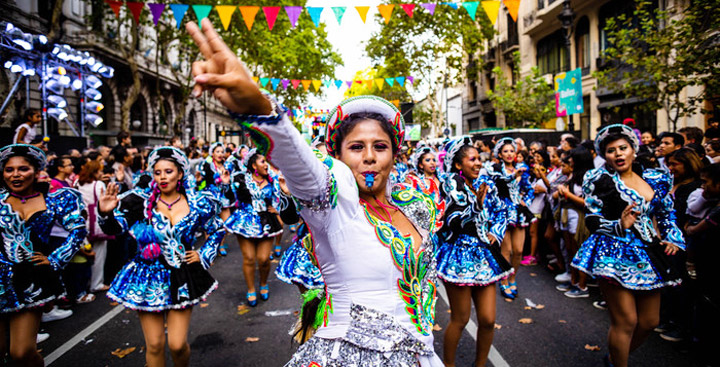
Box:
(572, 233), (682, 290)
(0, 261), (64, 313)
(436, 234), (513, 286)
(275, 241), (324, 289)
(507, 201), (535, 228)
(108, 256), (217, 312)
(225, 205), (282, 238)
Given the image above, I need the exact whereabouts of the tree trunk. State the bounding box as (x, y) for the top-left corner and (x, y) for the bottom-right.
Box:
(46, 0), (64, 41)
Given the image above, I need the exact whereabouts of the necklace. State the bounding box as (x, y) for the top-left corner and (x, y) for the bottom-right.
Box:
(159, 195), (182, 209)
(359, 197), (398, 223)
(9, 191), (41, 204)
(253, 175), (266, 185)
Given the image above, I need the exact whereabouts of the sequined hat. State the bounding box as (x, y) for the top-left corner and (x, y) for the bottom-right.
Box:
(325, 95), (405, 157)
(595, 123), (639, 155)
(443, 136), (473, 173)
(410, 146), (436, 171)
(0, 144), (47, 171)
(147, 147), (192, 179)
(493, 137), (517, 158)
(243, 148), (258, 167)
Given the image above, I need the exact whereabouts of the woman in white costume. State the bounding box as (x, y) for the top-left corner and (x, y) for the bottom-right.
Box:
(187, 19), (444, 367)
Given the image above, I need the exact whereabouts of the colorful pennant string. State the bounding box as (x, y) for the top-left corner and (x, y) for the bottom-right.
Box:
(249, 74), (417, 91)
(103, 1), (508, 30)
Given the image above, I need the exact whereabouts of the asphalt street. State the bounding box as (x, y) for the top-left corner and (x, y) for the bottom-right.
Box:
(38, 229), (695, 367)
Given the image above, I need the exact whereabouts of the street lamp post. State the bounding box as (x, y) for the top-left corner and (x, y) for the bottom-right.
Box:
(558, 0), (576, 131)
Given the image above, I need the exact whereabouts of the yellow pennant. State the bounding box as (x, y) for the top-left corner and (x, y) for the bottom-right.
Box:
(252, 76), (259, 83)
(312, 80), (322, 91)
(377, 4), (394, 24)
(375, 78), (384, 91)
(355, 6), (370, 23)
(215, 5), (236, 30)
(481, 1), (501, 25)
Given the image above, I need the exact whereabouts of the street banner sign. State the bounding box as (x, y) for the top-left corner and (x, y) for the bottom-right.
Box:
(554, 68), (584, 117)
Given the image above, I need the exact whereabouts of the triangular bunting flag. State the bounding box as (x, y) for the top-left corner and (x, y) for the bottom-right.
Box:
(377, 4), (394, 24)
(444, 2), (459, 10)
(364, 80), (373, 89)
(168, 4), (189, 29)
(281, 79), (290, 90)
(385, 78), (396, 87)
(375, 78), (385, 90)
(301, 80), (311, 90)
(334, 80), (343, 89)
(396, 77), (406, 87)
(354, 80), (363, 84)
(285, 6), (302, 28)
(259, 77), (270, 87)
(263, 7), (281, 30)
(503, 0), (520, 22)
(105, 0), (123, 18)
(291, 79), (301, 89)
(420, 3), (436, 15)
(252, 76), (259, 83)
(191, 5), (213, 27)
(127, 2), (145, 23)
(355, 6), (370, 23)
(462, 2), (480, 21)
(147, 3), (166, 26)
(400, 4), (416, 18)
(323, 80), (332, 88)
(391, 100), (400, 108)
(481, 1), (500, 25)
(345, 81), (354, 88)
(307, 7), (324, 27)
(311, 80), (322, 91)
(270, 78), (281, 90)
(238, 6), (260, 30)
(407, 76), (415, 85)
(331, 7), (346, 25)
(215, 5), (236, 30)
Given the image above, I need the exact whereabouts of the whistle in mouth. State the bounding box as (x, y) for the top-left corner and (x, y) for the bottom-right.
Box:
(364, 173), (375, 188)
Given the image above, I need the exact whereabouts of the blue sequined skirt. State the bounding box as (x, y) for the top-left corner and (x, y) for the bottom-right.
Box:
(202, 184), (231, 208)
(0, 261), (65, 313)
(504, 199), (534, 228)
(225, 203), (282, 238)
(108, 256), (218, 312)
(572, 233), (682, 290)
(275, 240), (324, 289)
(436, 234), (514, 286)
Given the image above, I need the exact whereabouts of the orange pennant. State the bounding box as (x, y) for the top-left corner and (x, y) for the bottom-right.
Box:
(364, 80), (373, 89)
(311, 80), (322, 91)
(355, 6), (370, 23)
(252, 76), (259, 83)
(377, 4), (394, 24)
(238, 6), (260, 30)
(105, 0), (123, 18)
(301, 80), (311, 90)
(503, 0), (520, 22)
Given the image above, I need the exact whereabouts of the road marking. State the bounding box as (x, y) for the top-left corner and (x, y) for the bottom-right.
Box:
(437, 282), (511, 367)
(45, 305), (125, 365)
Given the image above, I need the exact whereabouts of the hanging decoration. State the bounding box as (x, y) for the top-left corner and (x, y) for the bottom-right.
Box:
(248, 74), (417, 92)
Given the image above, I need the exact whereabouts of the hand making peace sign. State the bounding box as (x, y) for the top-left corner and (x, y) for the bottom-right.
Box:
(186, 19), (271, 115)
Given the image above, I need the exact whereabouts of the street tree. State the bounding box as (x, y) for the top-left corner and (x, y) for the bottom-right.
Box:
(487, 51), (555, 128)
(366, 1), (494, 136)
(594, 0), (720, 132)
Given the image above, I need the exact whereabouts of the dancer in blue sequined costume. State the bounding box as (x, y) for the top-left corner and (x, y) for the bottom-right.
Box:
(572, 124), (684, 367)
(483, 137), (534, 299)
(98, 147), (225, 367)
(224, 148), (283, 306)
(0, 144), (87, 366)
(436, 137), (512, 367)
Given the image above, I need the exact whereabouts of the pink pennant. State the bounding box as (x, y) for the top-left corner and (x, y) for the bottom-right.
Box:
(285, 6), (302, 28)
(400, 4), (416, 18)
(263, 6), (281, 30)
(291, 79), (301, 89)
(420, 3), (436, 15)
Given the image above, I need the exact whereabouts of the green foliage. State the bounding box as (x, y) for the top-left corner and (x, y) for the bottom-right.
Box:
(594, 0), (720, 131)
(366, 1), (495, 135)
(487, 51), (555, 128)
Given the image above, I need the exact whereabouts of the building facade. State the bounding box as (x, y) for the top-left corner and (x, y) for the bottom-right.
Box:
(0, 0), (241, 148)
(464, 0), (716, 139)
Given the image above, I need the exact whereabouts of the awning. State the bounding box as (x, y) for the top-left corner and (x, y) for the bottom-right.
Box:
(597, 97), (645, 109)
